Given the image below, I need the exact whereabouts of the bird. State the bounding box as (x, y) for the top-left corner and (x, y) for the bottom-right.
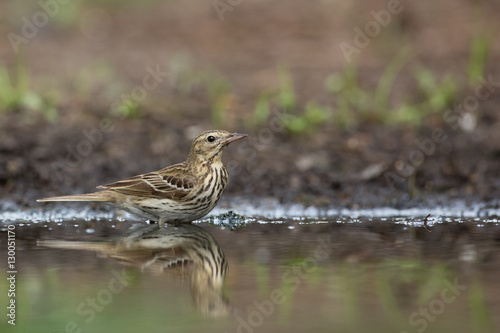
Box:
(38, 130), (247, 227)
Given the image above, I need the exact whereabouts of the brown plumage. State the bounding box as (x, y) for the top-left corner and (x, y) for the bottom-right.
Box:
(38, 130), (247, 226)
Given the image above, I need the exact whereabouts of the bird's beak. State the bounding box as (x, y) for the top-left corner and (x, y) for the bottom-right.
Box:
(221, 133), (248, 145)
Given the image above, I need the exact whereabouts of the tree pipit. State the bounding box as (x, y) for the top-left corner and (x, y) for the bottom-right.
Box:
(38, 130), (247, 227)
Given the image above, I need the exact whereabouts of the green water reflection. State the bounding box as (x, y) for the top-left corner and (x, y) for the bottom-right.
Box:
(0, 219), (498, 333)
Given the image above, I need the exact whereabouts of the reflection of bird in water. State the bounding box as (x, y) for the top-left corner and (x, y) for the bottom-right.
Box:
(38, 224), (229, 317)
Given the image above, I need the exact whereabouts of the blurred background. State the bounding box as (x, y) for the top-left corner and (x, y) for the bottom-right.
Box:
(1, 0), (500, 206)
(2, 2), (500, 333)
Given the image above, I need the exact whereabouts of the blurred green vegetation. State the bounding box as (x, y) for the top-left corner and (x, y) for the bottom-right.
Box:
(0, 62), (58, 122)
(1, 0), (494, 137)
(250, 66), (331, 135)
(246, 32), (491, 133)
(468, 278), (495, 332)
(466, 7), (494, 87)
(3, 36), (492, 132)
(325, 53), (460, 128)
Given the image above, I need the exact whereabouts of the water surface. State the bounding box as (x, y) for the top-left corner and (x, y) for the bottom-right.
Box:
(1, 202), (499, 333)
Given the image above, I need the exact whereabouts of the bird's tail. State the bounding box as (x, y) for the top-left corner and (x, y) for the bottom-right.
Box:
(37, 240), (113, 252)
(37, 191), (112, 203)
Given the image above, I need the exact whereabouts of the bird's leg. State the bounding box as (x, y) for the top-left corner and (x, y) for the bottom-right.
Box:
(158, 218), (167, 228)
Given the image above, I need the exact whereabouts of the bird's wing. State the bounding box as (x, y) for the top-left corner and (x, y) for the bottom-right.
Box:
(97, 164), (197, 200)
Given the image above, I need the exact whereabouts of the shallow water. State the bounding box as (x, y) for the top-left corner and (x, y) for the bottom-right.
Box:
(1, 201), (500, 333)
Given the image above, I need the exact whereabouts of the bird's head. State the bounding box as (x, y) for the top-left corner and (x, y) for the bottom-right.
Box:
(188, 130), (247, 163)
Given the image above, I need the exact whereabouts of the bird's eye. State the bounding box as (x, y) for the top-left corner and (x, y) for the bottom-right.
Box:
(207, 135), (216, 143)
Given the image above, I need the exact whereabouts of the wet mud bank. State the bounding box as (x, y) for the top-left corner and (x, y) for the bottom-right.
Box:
(2, 112), (500, 211)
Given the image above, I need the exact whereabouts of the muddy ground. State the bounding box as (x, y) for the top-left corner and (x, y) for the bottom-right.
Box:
(1, 0), (500, 209)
